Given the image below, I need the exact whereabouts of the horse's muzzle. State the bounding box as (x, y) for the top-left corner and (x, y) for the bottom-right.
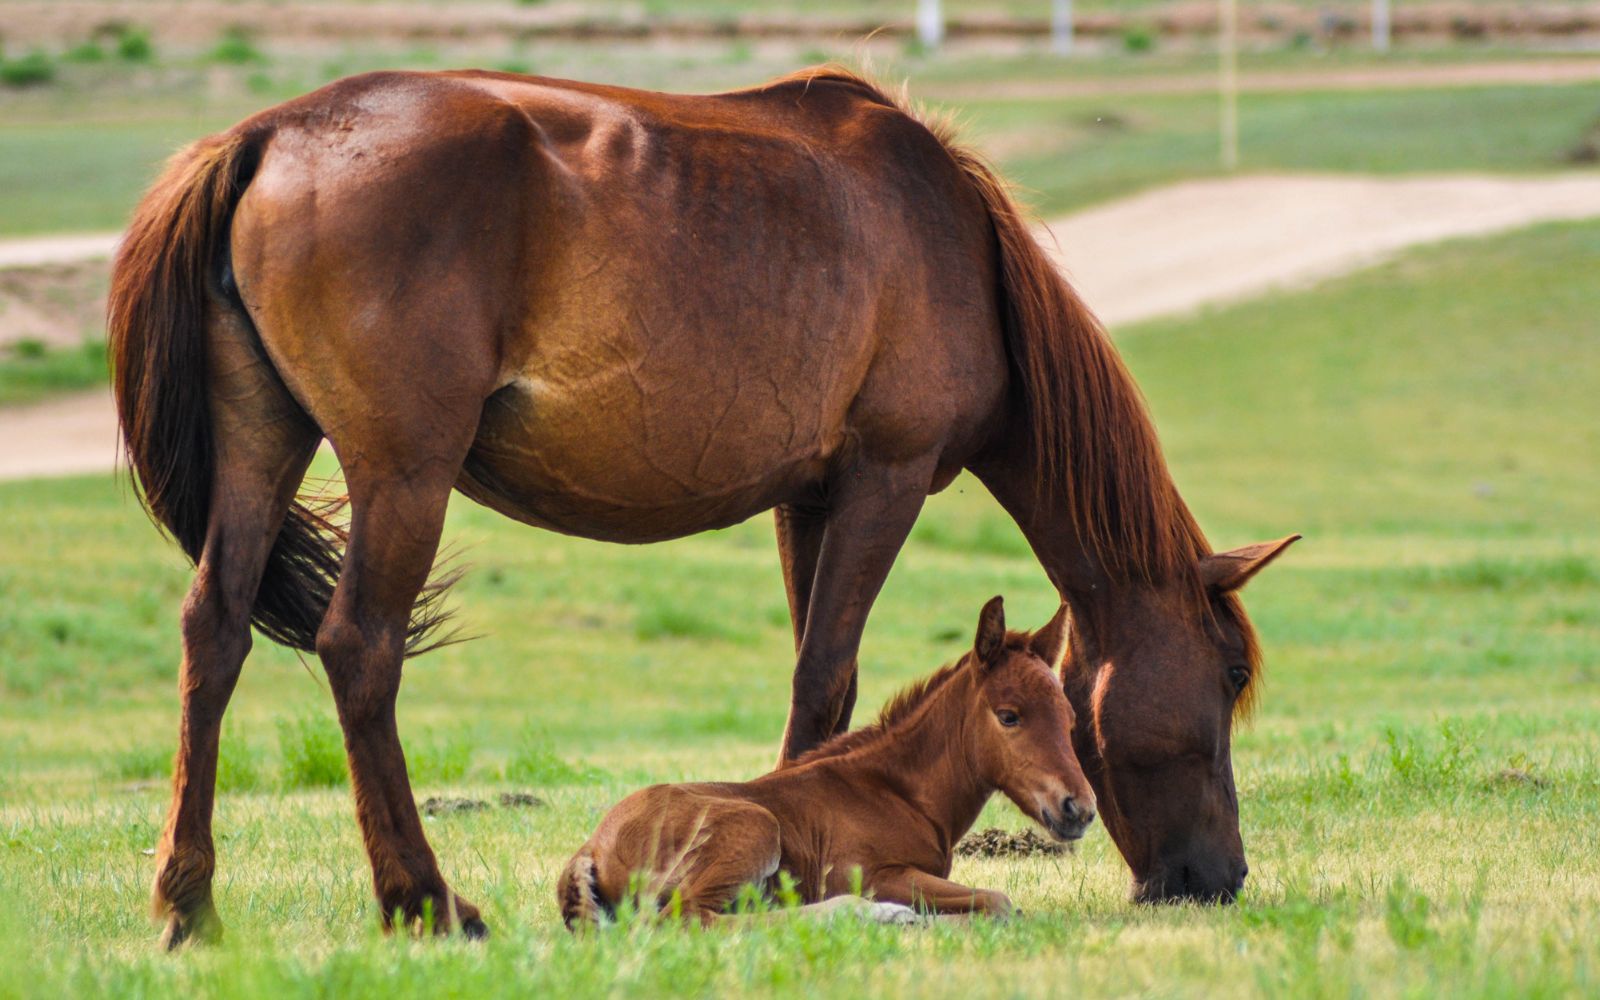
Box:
(1133, 859), (1248, 905)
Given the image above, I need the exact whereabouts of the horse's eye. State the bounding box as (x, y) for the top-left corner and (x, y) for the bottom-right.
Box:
(1228, 666), (1251, 694)
(996, 709), (1021, 728)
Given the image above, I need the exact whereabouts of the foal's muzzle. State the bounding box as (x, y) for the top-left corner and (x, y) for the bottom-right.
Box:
(1044, 796), (1096, 842)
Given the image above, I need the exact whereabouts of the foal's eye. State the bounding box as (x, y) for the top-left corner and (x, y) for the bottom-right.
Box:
(996, 709), (1021, 728)
(1227, 666), (1251, 694)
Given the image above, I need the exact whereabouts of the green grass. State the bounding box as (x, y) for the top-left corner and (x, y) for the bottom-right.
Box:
(2, 213), (1597, 993)
(967, 82), (1600, 213)
(0, 338), (108, 405)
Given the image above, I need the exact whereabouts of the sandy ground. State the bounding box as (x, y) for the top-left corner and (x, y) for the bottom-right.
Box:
(5, 170), (1600, 482)
(1043, 172), (1600, 326)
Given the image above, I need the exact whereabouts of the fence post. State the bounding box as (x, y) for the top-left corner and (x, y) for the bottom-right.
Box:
(917, 0), (944, 49)
(1052, 0), (1074, 55)
(1220, 0), (1239, 169)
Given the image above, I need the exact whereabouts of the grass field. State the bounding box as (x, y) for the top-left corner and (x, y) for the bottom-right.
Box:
(0, 338), (108, 405)
(2, 213), (1596, 995)
(2, 45), (1598, 234)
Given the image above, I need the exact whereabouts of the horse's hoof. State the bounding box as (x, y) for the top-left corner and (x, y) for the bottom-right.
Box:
(159, 904), (222, 951)
(863, 902), (925, 926)
(460, 914), (490, 941)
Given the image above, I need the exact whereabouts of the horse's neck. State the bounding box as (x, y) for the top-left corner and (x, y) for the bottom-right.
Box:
(852, 673), (993, 844)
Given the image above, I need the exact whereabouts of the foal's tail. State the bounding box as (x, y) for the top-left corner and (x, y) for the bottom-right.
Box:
(107, 129), (452, 654)
(557, 847), (614, 930)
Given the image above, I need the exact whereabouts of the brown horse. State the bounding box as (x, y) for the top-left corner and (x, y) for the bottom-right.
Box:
(108, 65), (1298, 946)
(558, 597), (1094, 927)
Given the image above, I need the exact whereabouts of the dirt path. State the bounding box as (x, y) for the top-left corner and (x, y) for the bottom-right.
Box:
(1042, 172), (1600, 327)
(5, 170), (1600, 482)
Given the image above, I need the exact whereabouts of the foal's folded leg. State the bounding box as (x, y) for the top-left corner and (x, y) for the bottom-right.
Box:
(714, 895), (925, 927)
(868, 867), (1017, 918)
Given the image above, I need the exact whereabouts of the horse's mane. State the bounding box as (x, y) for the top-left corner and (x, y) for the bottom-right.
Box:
(763, 66), (1262, 716)
(764, 65), (1209, 584)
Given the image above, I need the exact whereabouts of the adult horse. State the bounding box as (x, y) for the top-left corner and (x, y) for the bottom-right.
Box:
(109, 66), (1297, 946)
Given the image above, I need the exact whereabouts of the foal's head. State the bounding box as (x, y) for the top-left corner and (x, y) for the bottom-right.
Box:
(966, 596), (1096, 842)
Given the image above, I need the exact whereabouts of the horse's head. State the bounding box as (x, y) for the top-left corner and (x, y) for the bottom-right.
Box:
(967, 596), (1096, 843)
(1064, 535), (1299, 905)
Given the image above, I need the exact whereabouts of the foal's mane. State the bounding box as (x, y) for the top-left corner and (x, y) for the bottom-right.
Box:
(793, 633), (1055, 766)
(790, 657), (970, 767)
(762, 66), (1262, 713)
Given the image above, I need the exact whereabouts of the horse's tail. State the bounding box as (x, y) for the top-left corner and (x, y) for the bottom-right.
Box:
(557, 847), (613, 930)
(107, 128), (453, 654)
(946, 145), (1206, 581)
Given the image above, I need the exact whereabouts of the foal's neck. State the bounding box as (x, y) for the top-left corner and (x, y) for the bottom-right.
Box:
(854, 670), (993, 847)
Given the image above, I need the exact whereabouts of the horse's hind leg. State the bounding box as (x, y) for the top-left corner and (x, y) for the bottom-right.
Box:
(153, 303), (319, 948)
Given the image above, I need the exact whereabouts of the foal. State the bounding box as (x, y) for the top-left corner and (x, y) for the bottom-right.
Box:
(559, 597), (1095, 926)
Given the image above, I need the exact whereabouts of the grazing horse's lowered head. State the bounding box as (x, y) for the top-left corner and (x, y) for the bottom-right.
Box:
(1055, 535), (1302, 904)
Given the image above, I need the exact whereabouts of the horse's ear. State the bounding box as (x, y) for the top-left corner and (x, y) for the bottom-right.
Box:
(974, 596), (1005, 666)
(1028, 602), (1071, 670)
(1200, 534), (1302, 593)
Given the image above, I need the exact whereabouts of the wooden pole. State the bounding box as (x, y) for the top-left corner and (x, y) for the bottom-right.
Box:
(1220, 0), (1239, 169)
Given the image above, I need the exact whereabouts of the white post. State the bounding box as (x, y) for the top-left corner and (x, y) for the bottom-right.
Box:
(1372, 0), (1392, 51)
(917, 0), (944, 49)
(1220, 0), (1239, 169)
(1052, 0), (1074, 55)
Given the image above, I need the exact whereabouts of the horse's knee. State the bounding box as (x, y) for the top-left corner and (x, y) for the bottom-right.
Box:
(178, 575), (252, 696)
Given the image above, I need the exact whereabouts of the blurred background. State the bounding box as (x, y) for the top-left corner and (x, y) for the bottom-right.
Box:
(2, 1), (1598, 429)
(1, 4), (1598, 990)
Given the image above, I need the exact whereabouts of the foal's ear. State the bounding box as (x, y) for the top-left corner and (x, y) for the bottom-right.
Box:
(974, 596), (1006, 665)
(1028, 602), (1071, 671)
(1200, 534), (1302, 593)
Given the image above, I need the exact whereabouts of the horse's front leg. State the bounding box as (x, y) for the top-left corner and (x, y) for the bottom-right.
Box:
(315, 467), (485, 938)
(777, 459), (935, 762)
(773, 503), (858, 739)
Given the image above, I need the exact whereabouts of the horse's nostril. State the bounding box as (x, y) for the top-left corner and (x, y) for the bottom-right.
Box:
(1062, 797), (1094, 826)
(1239, 862), (1249, 883)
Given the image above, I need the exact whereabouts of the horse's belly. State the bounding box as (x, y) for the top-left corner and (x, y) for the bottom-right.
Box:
(457, 374), (834, 542)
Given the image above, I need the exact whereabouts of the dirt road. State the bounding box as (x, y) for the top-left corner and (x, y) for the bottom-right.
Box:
(5, 170), (1600, 482)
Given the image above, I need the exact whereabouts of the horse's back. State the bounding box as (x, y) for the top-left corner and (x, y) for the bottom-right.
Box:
(229, 70), (1006, 539)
